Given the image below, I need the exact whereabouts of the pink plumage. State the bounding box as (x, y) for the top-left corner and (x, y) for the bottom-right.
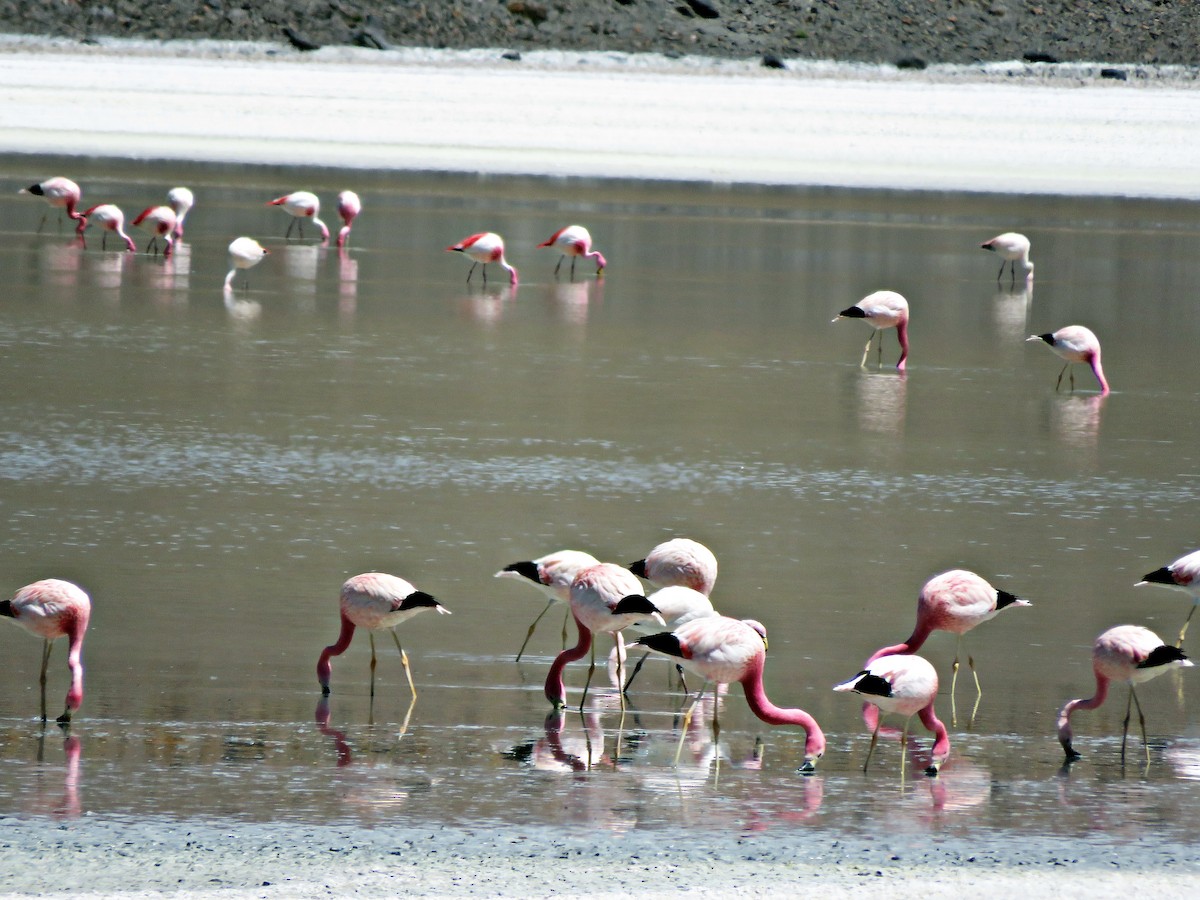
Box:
(832, 290), (910, 371)
(537, 224), (607, 277)
(495, 549), (601, 661)
(629, 537), (718, 597)
(20, 177), (85, 231)
(1027, 325), (1110, 395)
(980, 231), (1034, 282)
(336, 190), (361, 248)
(77, 204), (136, 252)
(446, 232), (518, 286)
(1139, 548), (1200, 646)
(132, 205), (178, 257)
(1, 579), (92, 724)
(268, 191), (329, 241)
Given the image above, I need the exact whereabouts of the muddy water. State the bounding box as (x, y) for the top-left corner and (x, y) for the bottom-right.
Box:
(1, 159), (1199, 840)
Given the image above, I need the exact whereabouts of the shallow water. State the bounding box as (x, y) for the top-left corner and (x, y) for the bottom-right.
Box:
(2, 159), (1200, 843)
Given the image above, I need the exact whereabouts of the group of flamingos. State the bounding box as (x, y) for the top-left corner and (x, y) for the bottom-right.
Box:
(6, 179), (1159, 778)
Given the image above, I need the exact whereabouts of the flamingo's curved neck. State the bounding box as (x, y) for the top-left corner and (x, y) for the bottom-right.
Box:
(740, 654), (825, 760)
(1057, 671), (1110, 751)
(1089, 354), (1110, 395)
(63, 615), (88, 712)
(544, 615), (592, 707)
(866, 619), (931, 665)
(895, 320), (909, 372)
(918, 702), (950, 765)
(317, 613), (357, 689)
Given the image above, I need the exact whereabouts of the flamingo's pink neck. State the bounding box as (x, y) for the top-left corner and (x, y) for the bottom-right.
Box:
(740, 653), (826, 763)
(918, 702), (950, 769)
(337, 225), (352, 247)
(503, 261), (519, 286)
(317, 613), (356, 691)
(63, 615), (88, 713)
(895, 320), (909, 372)
(1089, 353), (1110, 395)
(544, 615), (592, 707)
(866, 620), (931, 665)
(1057, 671), (1111, 755)
(586, 250), (607, 270)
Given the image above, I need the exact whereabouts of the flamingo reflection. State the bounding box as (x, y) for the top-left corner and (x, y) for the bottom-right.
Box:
(338, 247), (358, 316)
(991, 279), (1033, 342)
(27, 731), (82, 819)
(456, 283), (516, 326)
(1050, 393), (1106, 451)
(549, 278), (597, 326)
(855, 371), (907, 436)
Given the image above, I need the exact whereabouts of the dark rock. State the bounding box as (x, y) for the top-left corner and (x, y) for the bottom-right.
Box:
(1100, 67), (1127, 80)
(683, 1), (721, 20)
(282, 26), (320, 51)
(501, 50), (522, 61)
(353, 27), (390, 50)
(895, 56), (927, 70)
(761, 52), (786, 69)
(1023, 50), (1058, 63)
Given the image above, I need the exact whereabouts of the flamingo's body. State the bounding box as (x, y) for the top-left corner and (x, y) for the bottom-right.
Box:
(1027, 325), (1110, 396)
(833, 290), (910, 372)
(268, 191), (329, 241)
(132, 205), (177, 257)
(1057, 624), (1192, 763)
(336, 190), (361, 248)
(0, 579), (92, 724)
(224, 237), (268, 289)
(316, 572), (451, 699)
(495, 549), (601, 661)
(981, 232), (1034, 282)
(77, 204), (136, 252)
(167, 187), (194, 238)
(634, 615), (825, 772)
(834, 654), (949, 775)
(537, 225), (607, 278)
(20, 177), (85, 231)
(446, 232), (518, 286)
(1138, 548), (1200, 647)
(629, 538), (718, 597)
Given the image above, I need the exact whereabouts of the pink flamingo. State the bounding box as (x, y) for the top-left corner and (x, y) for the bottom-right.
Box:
(446, 232), (518, 286)
(494, 549), (601, 661)
(224, 237), (268, 289)
(543, 563), (663, 711)
(629, 537), (718, 597)
(167, 187), (194, 239)
(77, 204), (136, 252)
(20, 177), (85, 232)
(1058, 624), (1192, 764)
(1138, 548), (1200, 647)
(832, 290), (910, 372)
(867, 569), (1030, 725)
(980, 232), (1034, 283)
(316, 572), (451, 700)
(634, 615), (825, 772)
(268, 191), (329, 242)
(336, 191), (361, 248)
(537, 225), (607, 278)
(1, 579), (91, 724)
(131, 205), (177, 257)
(1026, 325), (1110, 396)
(834, 654), (949, 776)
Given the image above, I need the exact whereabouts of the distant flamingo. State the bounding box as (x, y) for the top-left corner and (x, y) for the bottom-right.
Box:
(634, 615), (825, 772)
(268, 191), (329, 241)
(167, 187), (194, 238)
(629, 537), (718, 597)
(1058, 624), (1192, 764)
(494, 549), (601, 661)
(76, 204), (136, 252)
(446, 232), (518, 286)
(20, 177), (85, 232)
(867, 569), (1030, 725)
(224, 237), (269, 289)
(1026, 325), (1110, 396)
(0, 579), (92, 724)
(832, 290), (910, 372)
(317, 572), (451, 700)
(335, 191), (361, 248)
(131, 205), (177, 257)
(834, 654), (949, 776)
(980, 232), (1034, 283)
(537, 225), (607, 278)
(543, 563), (663, 711)
(1138, 549), (1200, 647)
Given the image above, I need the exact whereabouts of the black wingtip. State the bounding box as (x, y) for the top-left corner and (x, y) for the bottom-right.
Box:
(613, 594), (659, 617)
(1037, 333), (1055, 346)
(1140, 645), (1189, 669)
(502, 560), (542, 584)
(628, 559), (648, 578)
(849, 672), (894, 699)
(1141, 566), (1178, 587)
(401, 590), (441, 610)
(837, 306), (867, 319)
(996, 589), (1024, 610)
(0, 599), (13, 618)
(632, 631), (684, 659)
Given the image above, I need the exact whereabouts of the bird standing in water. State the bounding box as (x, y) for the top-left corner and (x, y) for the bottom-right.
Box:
(495, 549), (601, 661)
(336, 191), (361, 248)
(446, 232), (519, 286)
(268, 191), (329, 241)
(167, 187), (194, 238)
(20, 177), (85, 232)
(832, 290), (910, 372)
(132, 205), (178, 257)
(224, 237), (269, 289)
(980, 232), (1034, 283)
(77, 204), (136, 252)
(537, 225), (607, 278)
(1026, 325), (1110, 396)
(1138, 549), (1200, 648)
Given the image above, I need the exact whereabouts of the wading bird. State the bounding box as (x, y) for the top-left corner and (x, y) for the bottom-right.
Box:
(1138, 549), (1200, 647)
(268, 191), (329, 241)
(20, 177), (85, 232)
(495, 549), (601, 661)
(167, 187), (194, 238)
(446, 232), (518, 286)
(1026, 325), (1110, 396)
(832, 290), (910, 372)
(336, 190), (361, 248)
(132, 205), (177, 257)
(537, 225), (607, 278)
(77, 204), (136, 252)
(980, 232), (1034, 283)
(224, 237), (269, 289)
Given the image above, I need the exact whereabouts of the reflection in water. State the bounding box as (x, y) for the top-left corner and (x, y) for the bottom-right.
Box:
(27, 731), (81, 819)
(856, 372), (907, 436)
(281, 244), (322, 304)
(549, 278), (598, 327)
(337, 248), (358, 316)
(315, 696), (352, 768)
(145, 241), (191, 297)
(457, 284), (516, 326)
(1050, 394), (1106, 451)
(85, 245), (129, 294)
(36, 239), (83, 291)
(991, 279), (1033, 343)
(223, 286), (262, 322)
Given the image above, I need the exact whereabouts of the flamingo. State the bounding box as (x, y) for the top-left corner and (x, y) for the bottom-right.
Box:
(834, 654), (949, 776)
(980, 232), (1034, 283)
(76, 204), (136, 252)
(1058, 624), (1192, 764)
(629, 537), (718, 597)
(537, 225), (607, 278)
(316, 572), (451, 700)
(0, 579), (92, 724)
(224, 237), (269, 289)
(131, 205), (177, 257)
(20, 177), (85, 232)
(446, 232), (518, 286)
(1026, 325), (1110, 396)
(1138, 549), (1200, 647)
(543, 563), (663, 712)
(336, 191), (361, 248)
(832, 290), (910, 372)
(167, 187), (194, 239)
(268, 191), (329, 241)
(867, 569), (1030, 725)
(494, 549), (601, 661)
(634, 615), (826, 773)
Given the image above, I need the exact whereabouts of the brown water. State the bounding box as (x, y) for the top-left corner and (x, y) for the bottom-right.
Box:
(2, 159), (1200, 841)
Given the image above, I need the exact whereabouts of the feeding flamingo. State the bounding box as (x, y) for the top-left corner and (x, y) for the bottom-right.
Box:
(131, 205), (177, 257)
(834, 654), (949, 776)
(446, 232), (518, 286)
(537, 225), (607, 278)
(167, 187), (194, 239)
(1138, 549), (1200, 647)
(1026, 325), (1110, 396)
(634, 615), (825, 772)
(268, 191), (329, 241)
(832, 290), (910, 372)
(77, 204), (136, 252)
(1058, 624), (1192, 764)
(336, 191), (361, 248)
(316, 572), (451, 700)
(0, 579), (91, 724)
(20, 177), (85, 232)
(494, 549), (601, 661)
(980, 232), (1034, 283)
(224, 237), (269, 289)
(867, 569), (1030, 725)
